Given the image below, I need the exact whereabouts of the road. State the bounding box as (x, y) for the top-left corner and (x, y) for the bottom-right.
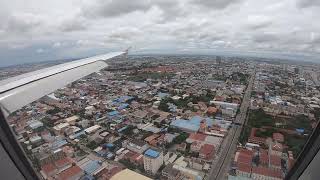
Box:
(208, 70), (255, 180)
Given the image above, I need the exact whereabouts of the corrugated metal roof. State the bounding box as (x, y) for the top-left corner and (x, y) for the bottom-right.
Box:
(82, 160), (101, 175)
(144, 148), (160, 158)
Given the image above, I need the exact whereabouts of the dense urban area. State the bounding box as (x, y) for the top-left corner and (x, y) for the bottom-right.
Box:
(2, 55), (319, 180)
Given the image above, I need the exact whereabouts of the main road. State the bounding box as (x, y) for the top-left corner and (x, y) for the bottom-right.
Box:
(208, 69), (256, 180)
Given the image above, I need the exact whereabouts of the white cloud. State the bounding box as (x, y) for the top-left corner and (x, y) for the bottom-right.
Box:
(0, 0), (320, 66)
(36, 48), (45, 53)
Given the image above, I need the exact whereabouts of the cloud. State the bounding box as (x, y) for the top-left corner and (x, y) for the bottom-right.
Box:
(0, 0), (320, 66)
(253, 32), (278, 43)
(5, 13), (44, 33)
(297, 0), (320, 8)
(81, 0), (151, 18)
(59, 17), (88, 32)
(191, 0), (241, 9)
(246, 15), (272, 29)
(36, 48), (45, 53)
(52, 42), (61, 48)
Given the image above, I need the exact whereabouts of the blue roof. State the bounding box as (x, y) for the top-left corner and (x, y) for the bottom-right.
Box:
(158, 92), (169, 98)
(190, 116), (214, 126)
(108, 111), (119, 116)
(144, 149), (160, 158)
(107, 153), (114, 158)
(170, 116), (213, 132)
(118, 126), (128, 133)
(118, 103), (129, 110)
(82, 160), (101, 175)
(296, 128), (305, 133)
(69, 131), (85, 139)
(50, 138), (68, 150)
(102, 143), (114, 149)
(81, 175), (95, 180)
(115, 96), (134, 103)
(171, 119), (199, 132)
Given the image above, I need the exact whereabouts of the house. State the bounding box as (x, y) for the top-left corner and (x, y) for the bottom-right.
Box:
(123, 139), (149, 154)
(190, 141), (202, 153)
(57, 165), (84, 180)
(236, 162), (252, 178)
(251, 166), (282, 180)
(199, 144), (215, 160)
(162, 163), (183, 180)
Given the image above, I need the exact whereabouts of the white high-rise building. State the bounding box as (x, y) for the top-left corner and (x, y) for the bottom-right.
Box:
(143, 148), (163, 174)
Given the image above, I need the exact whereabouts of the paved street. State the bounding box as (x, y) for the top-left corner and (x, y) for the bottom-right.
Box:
(208, 70), (255, 180)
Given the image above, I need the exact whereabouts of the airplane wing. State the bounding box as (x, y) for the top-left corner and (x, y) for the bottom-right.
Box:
(0, 51), (125, 117)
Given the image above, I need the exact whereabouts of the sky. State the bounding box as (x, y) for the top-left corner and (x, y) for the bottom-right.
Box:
(0, 0), (320, 67)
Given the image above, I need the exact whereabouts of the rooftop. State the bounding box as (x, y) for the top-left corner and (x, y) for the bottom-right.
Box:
(58, 165), (83, 180)
(111, 169), (151, 180)
(144, 148), (160, 158)
(252, 166), (282, 178)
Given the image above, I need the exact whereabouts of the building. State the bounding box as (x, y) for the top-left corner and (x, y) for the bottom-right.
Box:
(111, 169), (151, 180)
(170, 116), (214, 133)
(210, 101), (239, 117)
(199, 144), (215, 160)
(27, 120), (44, 130)
(236, 162), (252, 178)
(251, 166), (282, 180)
(37, 148), (65, 166)
(162, 163), (183, 180)
(57, 165), (84, 180)
(84, 125), (101, 134)
(190, 141), (202, 153)
(123, 139), (149, 154)
(64, 116), (79, 125)
(143, 148), (164, 174)
(53, 123), (70, 135)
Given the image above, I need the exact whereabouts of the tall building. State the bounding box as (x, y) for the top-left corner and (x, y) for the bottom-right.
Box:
(143, 148), (163, 174)
(216, 56), (222, 65)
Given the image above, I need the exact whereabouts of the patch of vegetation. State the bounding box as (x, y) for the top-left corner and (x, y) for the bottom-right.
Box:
(158, 98), (171, 112)
(248, 108), (274, 128)
(230, 72), (249, 84)
(173, 132), (189, 144)
(119, 159), (144, 172)
(255, 128), (277, 138)
(86, 141), (98, 150)
(285, 133), (309, 158)
(41, 117), (54, 127)
(239, 126), (251, 145)
(46, 107), (61, 115)
(288, 114), (312, 132)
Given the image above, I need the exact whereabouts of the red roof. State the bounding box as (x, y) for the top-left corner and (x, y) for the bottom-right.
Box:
(57, 165), (83, 180)
(55, 157), (72, 168)
(41, 163), (56, 175)
(237, 149), (253, 164)
(259, 150), (269, 165)
(237, 162), (251, 173)
(252, 166), (282, 178)
(273, 133), (284, 142)
(207, 107), (218, 114)
(189, 133), (207, 141)
(199, 144), (214, 158)
(270, 155), (281, 167)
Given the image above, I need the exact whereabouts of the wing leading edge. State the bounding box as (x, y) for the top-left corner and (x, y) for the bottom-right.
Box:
(0, 51), (125, 117)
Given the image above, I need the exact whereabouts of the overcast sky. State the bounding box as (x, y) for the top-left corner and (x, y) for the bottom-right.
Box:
(0, 0), (320, 67)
